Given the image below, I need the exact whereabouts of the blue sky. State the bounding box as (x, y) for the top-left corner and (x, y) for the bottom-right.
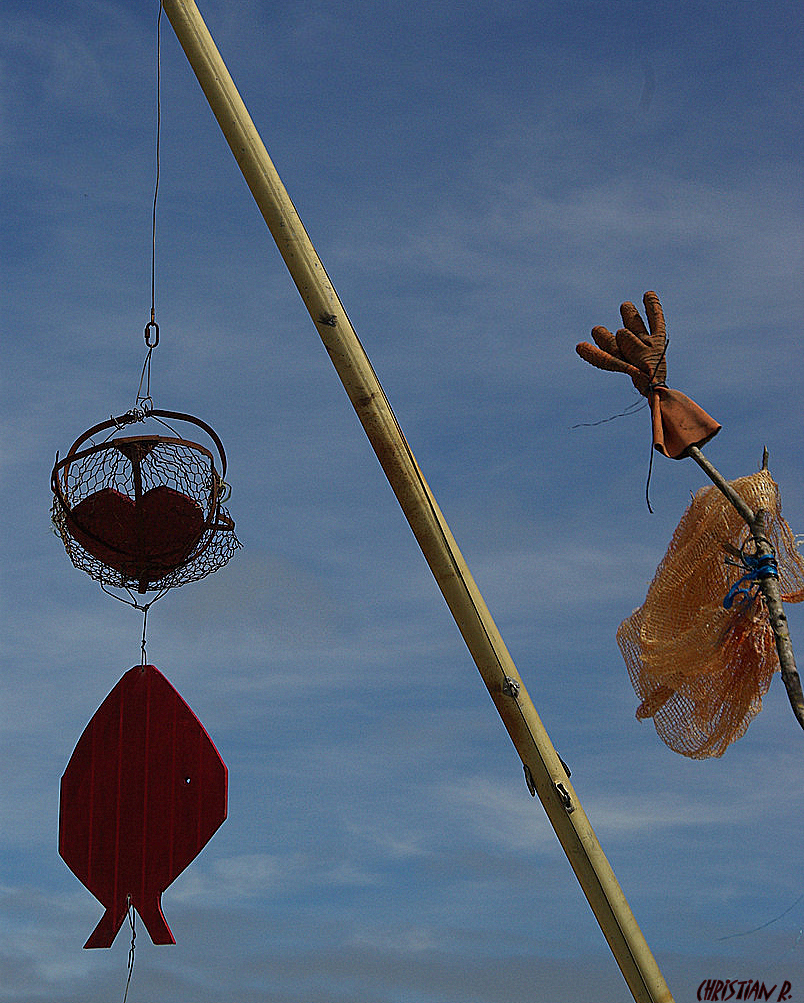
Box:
(2, 1), (804, 1000)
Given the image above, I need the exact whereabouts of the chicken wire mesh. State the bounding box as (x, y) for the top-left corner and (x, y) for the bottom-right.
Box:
(52, 413), (240, 595)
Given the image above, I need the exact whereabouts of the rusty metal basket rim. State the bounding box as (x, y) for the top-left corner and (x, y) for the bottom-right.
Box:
(58, 409), (228, 477)
(51, 434), (218, 495)
(50, 410), (234, 556)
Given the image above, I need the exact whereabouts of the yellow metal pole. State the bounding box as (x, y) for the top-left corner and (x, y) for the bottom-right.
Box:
(160, 3), (674, 999)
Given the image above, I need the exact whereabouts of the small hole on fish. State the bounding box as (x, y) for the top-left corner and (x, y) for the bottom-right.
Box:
(184, 776), (191, 785)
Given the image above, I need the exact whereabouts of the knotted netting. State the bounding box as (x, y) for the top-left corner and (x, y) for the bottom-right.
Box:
(617, 469), (804, 758)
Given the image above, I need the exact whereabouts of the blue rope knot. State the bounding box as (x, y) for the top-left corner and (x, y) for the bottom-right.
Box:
(723, 550), (779, 610)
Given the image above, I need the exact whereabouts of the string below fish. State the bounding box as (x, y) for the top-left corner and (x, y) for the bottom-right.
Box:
(122, 897), (136, 1003)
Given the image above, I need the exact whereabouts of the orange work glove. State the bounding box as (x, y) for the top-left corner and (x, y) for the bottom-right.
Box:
(576, 291), (721, 458)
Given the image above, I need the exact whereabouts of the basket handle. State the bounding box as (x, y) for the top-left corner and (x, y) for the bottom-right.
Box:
(62, 409), (229, 478)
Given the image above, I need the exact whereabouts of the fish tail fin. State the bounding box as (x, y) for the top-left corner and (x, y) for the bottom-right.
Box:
(84, 906), (127, 949)
(136, 893), (176, 945)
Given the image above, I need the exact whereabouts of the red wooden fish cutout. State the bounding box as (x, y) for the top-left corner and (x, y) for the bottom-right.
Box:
(59, 665), (227, 948)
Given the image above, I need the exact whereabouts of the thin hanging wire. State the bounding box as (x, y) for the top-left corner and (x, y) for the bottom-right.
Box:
(718, 892), (804, 942)
(138, 0), (164, 412)
(122, 896), (136, 1003)
(101, 584), (168, 610)
(572, 336), (670, 513)
(149, 1), (162, 335)
(571, 396), (647, 429)
(643, 335), (670, 514)
(141, 605), (150, 665)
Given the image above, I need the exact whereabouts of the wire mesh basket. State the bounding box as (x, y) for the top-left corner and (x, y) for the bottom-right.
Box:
(52, 409), (241, 594)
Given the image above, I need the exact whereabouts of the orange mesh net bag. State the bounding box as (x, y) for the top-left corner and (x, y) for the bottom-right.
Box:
(617, 469), (804, 758)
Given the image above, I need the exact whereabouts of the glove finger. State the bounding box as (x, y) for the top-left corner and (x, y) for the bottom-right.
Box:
(590, 325), (622, 359)
(642, 291), (666, 342)
(615, 327), (652, 371)
(576, 341), (640, 377)
(619, 300), (650, 343)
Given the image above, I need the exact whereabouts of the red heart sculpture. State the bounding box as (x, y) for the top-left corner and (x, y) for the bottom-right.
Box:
(67, 486), (205, 586)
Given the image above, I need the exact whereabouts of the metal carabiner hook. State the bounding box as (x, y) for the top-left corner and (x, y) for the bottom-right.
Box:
(144, 320), (160, 347)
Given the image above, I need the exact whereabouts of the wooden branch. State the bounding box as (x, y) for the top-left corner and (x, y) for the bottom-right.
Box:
(686, 445), (804, 733)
